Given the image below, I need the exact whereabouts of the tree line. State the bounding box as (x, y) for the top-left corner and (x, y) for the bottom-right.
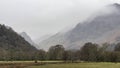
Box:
(1, 42), (120, 62)
(34, 42), (120, 62)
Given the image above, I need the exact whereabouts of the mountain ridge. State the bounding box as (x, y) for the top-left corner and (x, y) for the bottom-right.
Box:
(20, 32), (41, 49)
(38, 3), (120, 50)
(0, 24), (37, 60)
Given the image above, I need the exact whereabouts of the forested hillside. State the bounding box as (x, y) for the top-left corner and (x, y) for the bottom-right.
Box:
(0, 24), (37, 60)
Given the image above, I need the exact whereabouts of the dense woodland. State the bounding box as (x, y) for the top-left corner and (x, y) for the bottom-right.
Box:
(0, 24), (120, 62)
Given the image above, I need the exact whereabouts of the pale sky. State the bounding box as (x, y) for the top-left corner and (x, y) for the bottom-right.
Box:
(0, 0), (119, 40)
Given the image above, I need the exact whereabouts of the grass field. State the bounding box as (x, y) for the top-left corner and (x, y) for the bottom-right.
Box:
(0, 61), (63, 68)
(26, 62), (120, 68)
(0, 61), (120, 68)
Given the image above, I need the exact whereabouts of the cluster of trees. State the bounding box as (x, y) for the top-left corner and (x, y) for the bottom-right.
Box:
(80, 42), (120, 62)
(34, 42), (120, 62)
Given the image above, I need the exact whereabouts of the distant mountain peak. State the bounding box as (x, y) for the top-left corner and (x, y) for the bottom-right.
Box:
(111, 3), (120, 8)
(113, 3), (120, 6)
(21, 32), (28, 36)
(20, 32), (34, 45)
(20, 32), (39, 49)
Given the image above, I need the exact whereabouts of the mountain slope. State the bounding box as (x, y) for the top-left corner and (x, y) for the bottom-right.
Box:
(39, 3), (120, 50)
(20, 32), (39, 48)
(0, 24), (37, 60)
(34, 34), (52, 45)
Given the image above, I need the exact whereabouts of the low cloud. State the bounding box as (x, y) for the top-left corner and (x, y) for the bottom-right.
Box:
(0, 0), (119, 39)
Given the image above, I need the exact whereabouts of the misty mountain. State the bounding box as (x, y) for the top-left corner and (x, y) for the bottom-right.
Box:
(34, 34), (52, 45)
(20, 32), (39, 48)
(0, 24), (37, 54)
(39, 3), (120, 50)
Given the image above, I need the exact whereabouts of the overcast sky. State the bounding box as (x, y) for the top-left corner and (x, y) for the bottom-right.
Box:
(0, 0), (119, 40)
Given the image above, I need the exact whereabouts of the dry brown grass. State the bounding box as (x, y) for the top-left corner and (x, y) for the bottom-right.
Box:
(0, 61), (48, 68)
(0, 61), (64, 68)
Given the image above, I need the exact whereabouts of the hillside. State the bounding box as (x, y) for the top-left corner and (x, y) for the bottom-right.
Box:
(0, 24), (37, 60)
(38, 3), (120, 50)
(20, 32), (39, 49)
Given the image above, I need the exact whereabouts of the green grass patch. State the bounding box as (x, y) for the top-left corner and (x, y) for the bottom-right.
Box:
(26, 62), (120, 68)
(0, 61), (120, 68)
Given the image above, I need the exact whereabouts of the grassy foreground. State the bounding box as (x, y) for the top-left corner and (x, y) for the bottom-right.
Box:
(0, 61), (63, 68)
(0, 61), (120, 68)
(26, 62), (120, 68)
